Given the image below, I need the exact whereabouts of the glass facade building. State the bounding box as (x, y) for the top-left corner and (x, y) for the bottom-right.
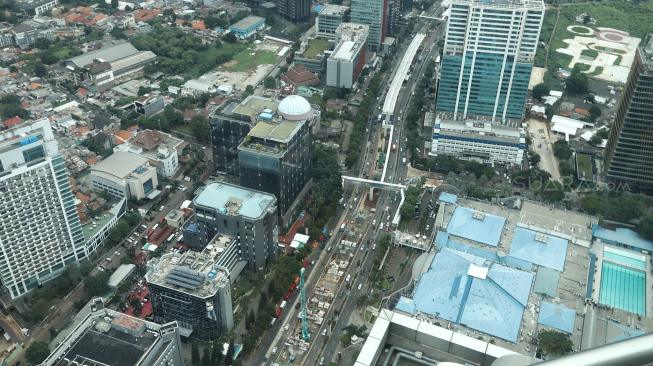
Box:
(210, 96), (280, 176)
(351, 0), (387, 50)
(604, 37), (653, 192)
(436, 0), (544, 122)
(238, 119), (312, 222)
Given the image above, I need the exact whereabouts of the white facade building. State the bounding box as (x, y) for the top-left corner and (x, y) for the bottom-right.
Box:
(0, 119), (86, 298)
(316, 4), (349, 39)
(91, 151), (159, 200)
(430, 118), (525, 165)
(326, 23), (368, 89)
(114, 129), (184, 177)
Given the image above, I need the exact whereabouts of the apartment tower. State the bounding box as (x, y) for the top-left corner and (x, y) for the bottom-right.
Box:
(436, 0), (544, 121)
(0, 119), (85, 298)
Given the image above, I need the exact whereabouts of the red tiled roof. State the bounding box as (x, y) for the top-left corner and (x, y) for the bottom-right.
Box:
(2, 116), (22, 128)
(282, 64), (319, 86)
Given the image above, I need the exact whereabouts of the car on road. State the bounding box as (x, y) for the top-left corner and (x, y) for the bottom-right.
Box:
(272, 347), (277, 354)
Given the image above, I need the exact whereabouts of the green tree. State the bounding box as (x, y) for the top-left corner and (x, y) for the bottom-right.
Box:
(553, 140), (572, 160)
(243, 85), (254, 97)
(86, 272), (110, 296)
(201, 348), (210, 366)
(638, 214), (653, 240)
(264, 76), (276, 89)
(190, 115), (210, 144)
(588, 105), (601, 122)
(111, 0), (118, 8)
(224, 339), (235, 365)
(532, 83), (550, 101)
(26, 341), (50, 365)
(191, 342), (200, 365)
(538, 330), (573, 356)
(211, 341), (223, 364)
(34, 63), (47, 78)
(565, 66), (589, 95)
(223, 32), (237, 43)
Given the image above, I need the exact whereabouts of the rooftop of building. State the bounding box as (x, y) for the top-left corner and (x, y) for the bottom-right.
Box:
(145, 249), (230, 299)
(229, 15), (264, 30)
(434, 117), (525, 144)
(114, 129), (184, 160)
(451, 0), (544, 10)
(302, 38), (331, 59)
(241, 119), (304, 152)
(318, 4), (349, 16)
(446, 206), (507, 247)
(228, 95), (279, 121)
(44, 300), (173, 366)
(639, 35), (653, 67)
(396, 246), (533, 342)
(90, 151), (150, 179)
(193, 182), (276, 219)
(66, 42), (143, 69)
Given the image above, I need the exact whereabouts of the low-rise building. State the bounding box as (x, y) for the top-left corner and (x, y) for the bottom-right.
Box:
(16, 0), (58, 16)
(316, 4), (349, 39)
(430, 117), (525, 166)
(134, 95), (165, 116)
(228, 15), (265, 39)
(326, 23), (368, 89)
(90, 151), (159, 200)
(113, 129), (184, 177)
(65, 42), (157, 91)
(42, 298), (185, 366)
(294, 38), (331, 74)
(146, 249), (234, 340)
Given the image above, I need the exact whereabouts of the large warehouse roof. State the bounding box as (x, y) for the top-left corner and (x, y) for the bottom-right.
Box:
(446, 206), (507, 247)
(91, 152), (149, 179)
(509, 227), (569, 271)
(67, 42), (141, 68)
(395, 247), (533, 342)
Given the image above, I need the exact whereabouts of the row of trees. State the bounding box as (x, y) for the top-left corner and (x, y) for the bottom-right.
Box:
(345, 74), (382, 168)
(307, 145), (342, 238)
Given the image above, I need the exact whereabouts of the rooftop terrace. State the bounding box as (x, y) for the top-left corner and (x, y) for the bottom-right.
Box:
(145, 250), (230, 299)
(302, 38), (331, 59)
(194, 182), (276, 219)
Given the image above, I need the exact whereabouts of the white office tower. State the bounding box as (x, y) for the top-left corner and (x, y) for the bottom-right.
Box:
(0, 119), (85, 298)
(437, 0), (544, 121)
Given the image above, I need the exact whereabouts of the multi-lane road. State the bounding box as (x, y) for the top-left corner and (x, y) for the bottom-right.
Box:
(258, 4), (447, 365)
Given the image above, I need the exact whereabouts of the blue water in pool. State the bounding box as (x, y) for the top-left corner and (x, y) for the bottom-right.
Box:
(599, 261), (646, 315)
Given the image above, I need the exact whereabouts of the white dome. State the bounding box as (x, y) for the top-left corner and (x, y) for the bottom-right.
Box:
(278, 95), (312, 121)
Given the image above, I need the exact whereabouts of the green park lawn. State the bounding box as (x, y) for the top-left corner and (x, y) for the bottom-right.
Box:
(223, 47), (278, 72)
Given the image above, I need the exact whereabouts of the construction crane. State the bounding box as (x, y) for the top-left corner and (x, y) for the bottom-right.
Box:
(299, 267), (310, 341)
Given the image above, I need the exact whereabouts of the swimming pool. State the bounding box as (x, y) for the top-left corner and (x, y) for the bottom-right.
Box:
(603, 246), (647, 270)
(599, 261), (646, 315)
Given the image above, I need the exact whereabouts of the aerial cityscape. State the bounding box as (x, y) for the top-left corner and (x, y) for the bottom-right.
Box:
(0, 0), (650, 364)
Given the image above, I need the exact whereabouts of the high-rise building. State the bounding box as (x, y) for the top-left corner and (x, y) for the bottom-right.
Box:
(210, 96), (280, 175)
(183, 182), (279, 271)
(42, 298), (185, 366)
(604, 36), (653, 192)
(146, 248), (234, 340)
(351, 0), (388, 50)
(326, 23), (369, 89)
(436, 0), (544, 121)
(275, 0), (310, 22)
(0, 119), (86, 298)
(316, 4), (350, 39)
(238, 95), (314, 225)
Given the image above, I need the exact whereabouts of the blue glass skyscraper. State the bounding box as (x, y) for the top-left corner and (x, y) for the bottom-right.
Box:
(436, 0), (544, 122)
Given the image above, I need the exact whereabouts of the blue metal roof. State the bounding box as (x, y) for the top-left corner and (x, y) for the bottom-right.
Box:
(538, 301), (575, 334)
(438, 192), (458, 204)
(446, 206), (506, 247)
(509, 227), (569, 271)
(592, 225), (653, 252)
(405, 247), (533, 342)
